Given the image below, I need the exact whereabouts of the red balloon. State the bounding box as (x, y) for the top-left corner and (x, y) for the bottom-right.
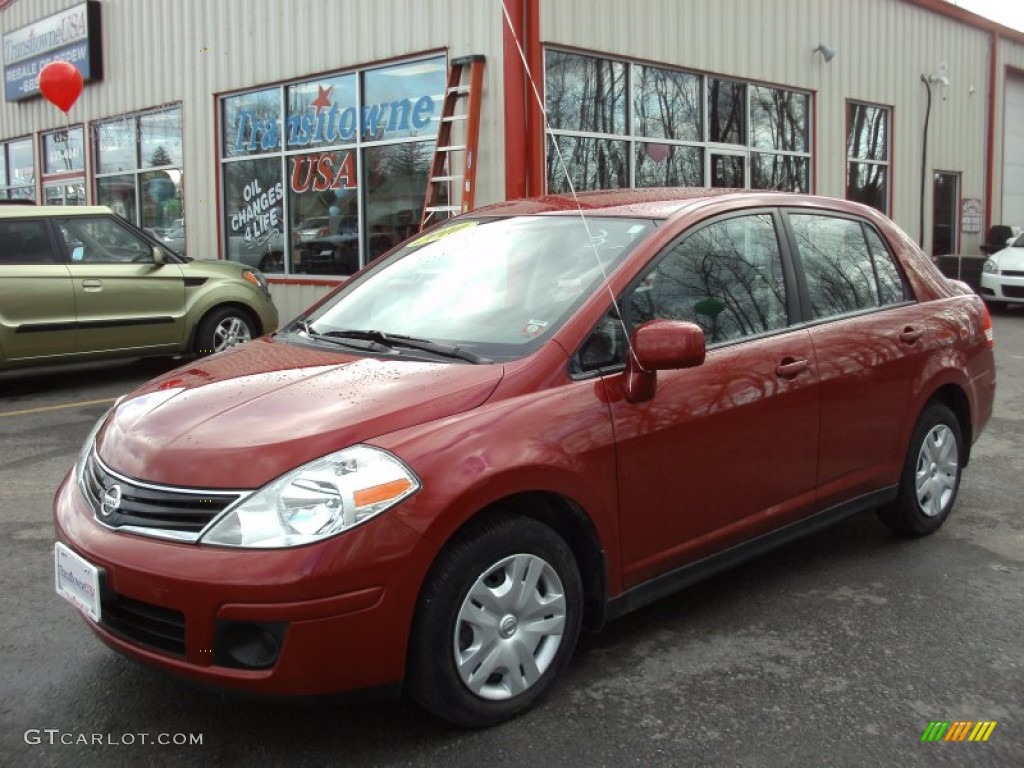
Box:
(38, 61), (84, 113)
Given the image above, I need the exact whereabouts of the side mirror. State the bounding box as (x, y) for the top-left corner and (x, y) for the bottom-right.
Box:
(152, 246), (166, 266)
(71, 245), (85, 262)
(625, 320), (705, 403)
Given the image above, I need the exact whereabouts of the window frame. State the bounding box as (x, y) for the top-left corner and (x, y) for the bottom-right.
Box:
(218, 54), (445, 276)
(571, 207), (800, 377)
(92, 104), (185, 233)
(845, 100), (892, 215)
(779, 208), (914, 325)
(544, 48), (814, 194)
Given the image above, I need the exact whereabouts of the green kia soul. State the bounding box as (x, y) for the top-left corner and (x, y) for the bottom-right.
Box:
(0, 205), (279, 371)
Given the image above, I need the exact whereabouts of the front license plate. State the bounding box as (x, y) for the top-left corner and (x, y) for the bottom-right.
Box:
(54, 542), (101, 622)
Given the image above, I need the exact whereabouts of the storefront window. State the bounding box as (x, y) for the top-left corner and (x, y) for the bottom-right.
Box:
(750, 86), (809, 192)
(1, 138), (35, 200)
(141, 110), (183, 168)
(545, 50), (812, 193)
(43, 128), (86, 175)
(847, 102), (890, 213)
(546, 51), (627, 135)
(219, 55), (445, 275)
(94, 106), (185, 236)
(362, 59), (445, 141)
(286, 74), (357, 150)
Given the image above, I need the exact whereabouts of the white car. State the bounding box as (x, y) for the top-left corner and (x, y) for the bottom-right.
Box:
(981, 232), (1024, 309)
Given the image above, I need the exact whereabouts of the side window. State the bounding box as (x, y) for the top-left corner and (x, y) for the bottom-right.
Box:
(790, 214), (878, 318)
(626, 213), (788, 345)
(57, 216), (153, 263)
(0, 220), (56, 265)
(863, 225), (910, 304)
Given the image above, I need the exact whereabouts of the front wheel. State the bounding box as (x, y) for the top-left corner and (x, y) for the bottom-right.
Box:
(194, 307), (256, 355)
(406, 516), (582, 727)
(877, 403), (963, 536)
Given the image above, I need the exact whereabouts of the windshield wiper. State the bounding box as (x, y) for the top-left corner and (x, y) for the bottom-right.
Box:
(292, 321), (391, 353)
(316, 329), (491, 364)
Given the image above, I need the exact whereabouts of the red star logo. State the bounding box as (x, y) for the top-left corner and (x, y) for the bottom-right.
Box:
(311, 84), (334, 111)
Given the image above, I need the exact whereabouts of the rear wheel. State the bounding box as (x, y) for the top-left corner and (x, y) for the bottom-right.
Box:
(877, 403), (963, 536)
(406, 516), (582, 727)
(194, 307), (255, 355)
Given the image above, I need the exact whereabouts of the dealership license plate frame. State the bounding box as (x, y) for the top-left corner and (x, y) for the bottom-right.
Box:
(54, 541), (102, 622)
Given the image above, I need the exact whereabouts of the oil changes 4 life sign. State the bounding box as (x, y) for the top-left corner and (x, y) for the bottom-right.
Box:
(2, 1), (103, 103)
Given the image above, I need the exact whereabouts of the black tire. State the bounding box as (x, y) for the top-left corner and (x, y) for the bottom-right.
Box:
(406, 516), (583, 728)
(877, 403), (963, 536)
(259, 252), (284, 273)
(194, 306), (256, 355)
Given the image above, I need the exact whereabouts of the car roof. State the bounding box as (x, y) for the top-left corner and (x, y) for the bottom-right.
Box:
(0, 204), (115, 218)
(469, 188), (869, 221)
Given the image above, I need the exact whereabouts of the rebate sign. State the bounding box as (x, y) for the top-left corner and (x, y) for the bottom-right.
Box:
(2, 1), (103, 103)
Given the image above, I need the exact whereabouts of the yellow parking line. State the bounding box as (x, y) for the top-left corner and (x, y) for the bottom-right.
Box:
(0, 397), (115, 418)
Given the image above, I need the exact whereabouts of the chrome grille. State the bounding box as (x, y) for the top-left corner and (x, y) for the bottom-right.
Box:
(80, 451), (247, 542)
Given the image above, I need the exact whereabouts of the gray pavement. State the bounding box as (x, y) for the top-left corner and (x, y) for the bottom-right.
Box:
(1, 312), (1022, 767)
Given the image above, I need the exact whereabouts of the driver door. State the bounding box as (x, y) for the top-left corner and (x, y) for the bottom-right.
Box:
(606, 211), (820, 588)
(58, 215), (187, 353)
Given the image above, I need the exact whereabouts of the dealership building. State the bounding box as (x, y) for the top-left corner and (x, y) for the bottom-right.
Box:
(3, 0), (1024, 320)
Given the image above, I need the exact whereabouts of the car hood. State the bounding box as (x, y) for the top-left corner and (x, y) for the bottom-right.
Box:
(991, 245), (1024, 270)
(97, 337), (504, 488)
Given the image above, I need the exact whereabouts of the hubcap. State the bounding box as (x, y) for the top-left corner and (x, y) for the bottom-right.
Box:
(454, 553), (567, 701)
(915, 424), (958, 517)
(213, 317), (251, 352)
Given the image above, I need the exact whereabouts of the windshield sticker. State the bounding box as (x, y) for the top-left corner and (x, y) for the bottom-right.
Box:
(522, 319), (550, 338)
(408, 220), (478, 248)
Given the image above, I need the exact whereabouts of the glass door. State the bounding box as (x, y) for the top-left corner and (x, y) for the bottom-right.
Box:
(932, 172), (959, 256)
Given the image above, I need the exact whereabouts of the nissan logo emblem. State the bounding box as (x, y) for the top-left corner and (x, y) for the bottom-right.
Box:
(100, 485), (123, 518)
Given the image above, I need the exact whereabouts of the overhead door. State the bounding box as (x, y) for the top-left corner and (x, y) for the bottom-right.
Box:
(1002, 73), (1024, 227)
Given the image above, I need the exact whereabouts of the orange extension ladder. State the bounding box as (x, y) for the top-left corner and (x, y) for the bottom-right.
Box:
(419, 55), (485, 231)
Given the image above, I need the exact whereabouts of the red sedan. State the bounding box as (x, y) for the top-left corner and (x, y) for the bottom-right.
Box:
(54, 189), (996, 727)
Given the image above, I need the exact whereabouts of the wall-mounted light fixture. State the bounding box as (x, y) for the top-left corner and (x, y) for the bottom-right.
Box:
(813, 43), (837, 63)
(919, 63), (951, 247)
(926, 62), (950, 88)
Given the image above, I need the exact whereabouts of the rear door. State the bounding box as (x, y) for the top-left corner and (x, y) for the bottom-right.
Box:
(57, 215), (187, 353)
(783, 211), (935, 508)
(604, 211), (821, 588)
(0, 217), (76, 362)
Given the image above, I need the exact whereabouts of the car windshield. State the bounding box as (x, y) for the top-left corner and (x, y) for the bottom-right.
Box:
(1012, 233), (1024, 247)
(298, 215), (657, 361)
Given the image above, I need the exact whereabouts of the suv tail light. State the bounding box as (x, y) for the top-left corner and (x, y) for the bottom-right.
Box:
(981, 303), (994, 349)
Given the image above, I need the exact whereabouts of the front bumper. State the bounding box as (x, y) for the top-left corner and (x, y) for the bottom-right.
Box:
(53, 471), (435, 696)
(980, 271), (1024, 304)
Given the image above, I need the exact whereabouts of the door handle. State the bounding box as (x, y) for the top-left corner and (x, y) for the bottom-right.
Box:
(899, 326), (925, 344)
(82, 279), (103, 291)
(775, 358), (809, 379)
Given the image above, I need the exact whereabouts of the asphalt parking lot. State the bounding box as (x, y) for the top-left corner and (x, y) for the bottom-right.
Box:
(1, 311), (1022, 767)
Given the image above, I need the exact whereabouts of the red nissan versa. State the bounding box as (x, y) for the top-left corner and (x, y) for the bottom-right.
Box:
(54, 189), (996, 727)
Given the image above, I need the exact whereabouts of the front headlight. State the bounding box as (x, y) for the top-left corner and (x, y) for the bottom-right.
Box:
(982, 259), (998, 274)
(200, 445), (420, 548)
(242, 268), (270, 296)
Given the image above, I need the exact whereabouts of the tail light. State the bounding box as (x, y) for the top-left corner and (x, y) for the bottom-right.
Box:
(981, 303), (994, 349)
